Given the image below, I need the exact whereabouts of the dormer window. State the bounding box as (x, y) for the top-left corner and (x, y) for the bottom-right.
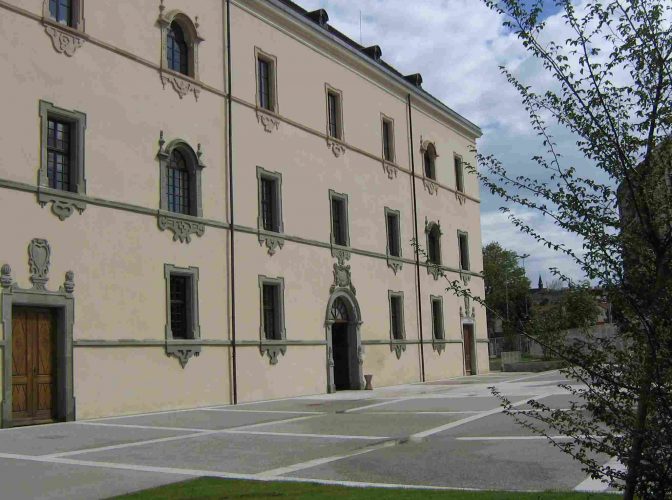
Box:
(167, 22), (189, 75)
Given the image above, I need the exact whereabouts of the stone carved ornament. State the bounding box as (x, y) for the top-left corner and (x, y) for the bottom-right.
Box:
(1, 239), (74, 295)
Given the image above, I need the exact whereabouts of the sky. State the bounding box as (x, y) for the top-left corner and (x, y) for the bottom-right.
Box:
(294, 0), (592, 286)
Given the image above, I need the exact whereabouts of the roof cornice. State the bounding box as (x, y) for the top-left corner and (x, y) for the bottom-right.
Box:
(237, 0), (482, 140)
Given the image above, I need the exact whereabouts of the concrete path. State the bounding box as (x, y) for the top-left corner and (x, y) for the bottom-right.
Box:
(0, 371), (617, 499)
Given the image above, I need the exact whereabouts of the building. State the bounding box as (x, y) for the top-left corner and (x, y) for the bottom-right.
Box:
(0, 0), (486, 427)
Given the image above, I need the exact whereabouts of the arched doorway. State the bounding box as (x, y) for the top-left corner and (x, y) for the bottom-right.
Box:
(325, 291), (363, 392)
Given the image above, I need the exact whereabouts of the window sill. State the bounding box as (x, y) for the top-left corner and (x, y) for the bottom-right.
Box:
(165, 342), (201, 369)
(255, 108), (281, 133)
(42, 18), (87, 57)
(160, 69), (202, 100)
(37, 187), (86, 221)
(157, 211), (206, 244)
(326, 136), (346, 157)
(258, 230), (285, 256)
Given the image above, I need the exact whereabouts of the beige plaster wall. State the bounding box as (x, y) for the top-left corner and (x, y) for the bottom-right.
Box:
(75, 346), (231, 419)
(236, 345), (326, 403)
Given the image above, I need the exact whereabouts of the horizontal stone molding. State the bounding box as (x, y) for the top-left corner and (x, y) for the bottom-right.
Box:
(1, 178), (485, 279)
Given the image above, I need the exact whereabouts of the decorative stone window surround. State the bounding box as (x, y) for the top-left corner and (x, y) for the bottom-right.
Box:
(454, 153), (466, 205)
(157, 132), (206, 243)
(325, 83), (346, 157)
(425, 218), (442, 280)
(164, 264), (201, 368)
(38, 100), (87, 221)
(254, 47), (280, 133)
(420, 139), (439, 195)
(158, 2), (204, 100)
(381, 114), (398, 179)
(329, 189), (351, 261)
(388, 290), (406, 359)
(258, 275), (287, 365)
(256, 166), (285, 255)
(41, 0), (86, 56)
(458, 230), (471, 283)
(430, 295), (446, 353)
(384, 207), (403, 274)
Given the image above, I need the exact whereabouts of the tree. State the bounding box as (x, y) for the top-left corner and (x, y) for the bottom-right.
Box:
(528, 283), (601, 358)
(447, 1), (672, 497)
(482, 242), (531, 343)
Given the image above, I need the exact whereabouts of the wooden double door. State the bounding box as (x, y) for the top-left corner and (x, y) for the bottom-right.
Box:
(12, 308), (57, 426)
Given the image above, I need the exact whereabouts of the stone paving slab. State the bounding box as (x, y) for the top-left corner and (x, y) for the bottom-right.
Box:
(228, 399), (388, 413)
(433, 412), (559, 438)
(74, 432), (376, 475)
(360, 396), (528, 413)
(285, 436), (593, 491)
(246, 412), (463, 438)
(0, 422), (191, 456)
(97, 409), (306, 431)
(0, 456), (184, 500)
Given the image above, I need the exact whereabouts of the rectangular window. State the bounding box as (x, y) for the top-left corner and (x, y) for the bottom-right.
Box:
(331, 194), (348, 246)
(327, 91), (341, 139)
(458, 232), (470, 271)
(47, 119), (72, 191)
(431, 297), (444, 340)
(454, 155), (465, 193)
(260, 176), (278, 232)
(390, 294), (404, 340)
(261, 279), (284, 340)
(386, 210), (401, 258)
(170, 275), (189, 339)
(258, 57), (273, 111)
(382, 118), (394, 162)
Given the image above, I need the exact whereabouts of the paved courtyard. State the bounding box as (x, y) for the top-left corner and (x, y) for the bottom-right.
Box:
(0, 370), (617, 499)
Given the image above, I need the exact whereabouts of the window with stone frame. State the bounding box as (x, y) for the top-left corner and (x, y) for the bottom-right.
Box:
(427, 224), (442, 265)
(158, 140), (204, 219)
(164, 265), (200, 341)
(423, 143), (437, 180)
(386, 209), (401, 258)
(382, 117), (395, 162)
(327, 90), (342, 139)
(49, 0), (74, 27)
(330, 191), (349, 247)
(389, 292), (405, 341)
(454, 154), (465, 193)
(458, 231), (470, 271)
(167, 21), (189, 75)
(431, 296), (445, 340)
(259, 276), (286, 343)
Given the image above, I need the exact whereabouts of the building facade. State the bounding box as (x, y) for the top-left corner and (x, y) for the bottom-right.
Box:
(0, 0), (486, 426)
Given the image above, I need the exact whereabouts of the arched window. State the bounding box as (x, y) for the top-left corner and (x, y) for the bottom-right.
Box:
(427, 224), (442, 265)
(167, 150), (191, 215)
(167, 22), (189, 75)
(49, 0), (72, 26)
(331, 298), (350, 323)
(423, 143), (437, 180)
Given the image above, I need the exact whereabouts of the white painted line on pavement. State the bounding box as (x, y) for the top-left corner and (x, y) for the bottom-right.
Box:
(200, 408), (324, 415)
(42, 430), (217, 458)
(75, 421), (211, 433)
(410, 393), (553, 439)
(44, 414), (324, 459)
(223, 430), (389, 441)
(343, 398), (416, 413)
(365, 410), (485, 415)
(255, 440), (398, 477)
(574, 457), (624, 492)
(0, 452), (542, 493)
(502, 371), (560, 384)
(457, 435), (574, 441)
